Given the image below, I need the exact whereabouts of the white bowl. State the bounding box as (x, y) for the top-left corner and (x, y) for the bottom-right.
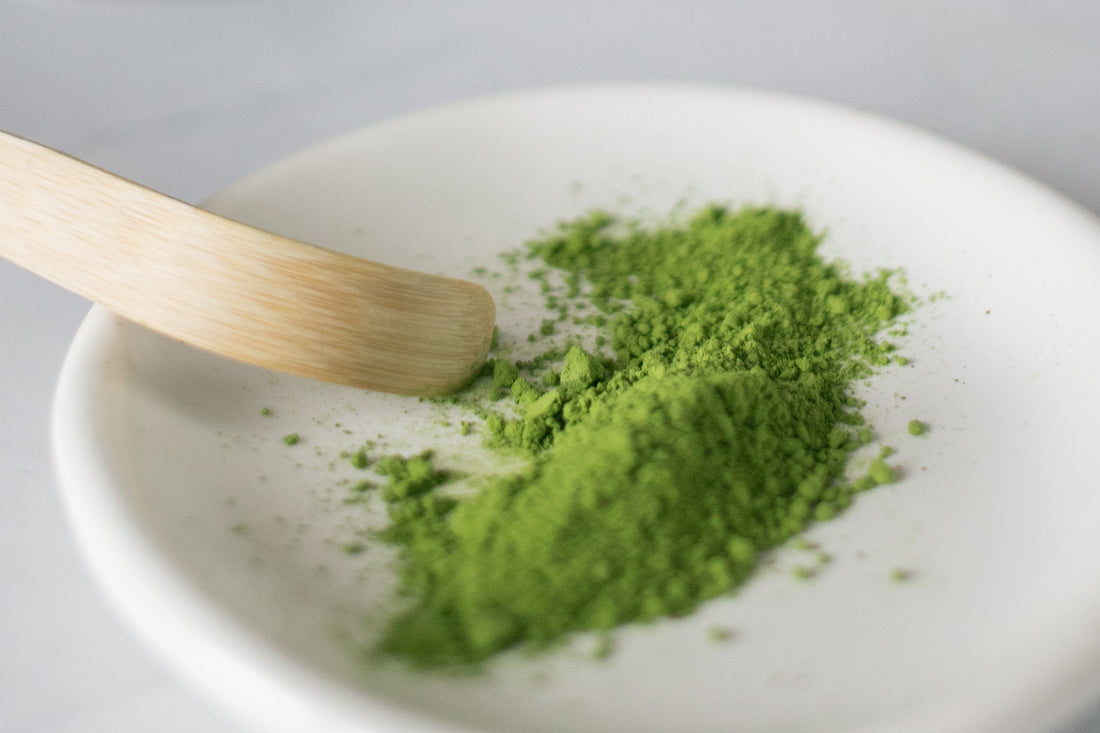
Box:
(53, 83), (1100, 733)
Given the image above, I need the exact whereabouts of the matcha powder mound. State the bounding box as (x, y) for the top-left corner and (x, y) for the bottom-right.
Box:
(371, 205), (913, 667)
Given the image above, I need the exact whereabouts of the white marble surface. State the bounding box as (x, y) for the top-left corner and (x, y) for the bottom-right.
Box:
(1, 2), (1099, 731)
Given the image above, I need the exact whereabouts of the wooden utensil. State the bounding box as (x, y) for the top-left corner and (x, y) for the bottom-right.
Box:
(0, 129), (496, 395)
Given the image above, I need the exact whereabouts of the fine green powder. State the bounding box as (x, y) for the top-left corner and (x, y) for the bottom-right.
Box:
(367, 205), (914, 668)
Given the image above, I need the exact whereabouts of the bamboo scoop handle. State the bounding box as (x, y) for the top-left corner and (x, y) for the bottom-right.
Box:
(0, 130), (495, 396)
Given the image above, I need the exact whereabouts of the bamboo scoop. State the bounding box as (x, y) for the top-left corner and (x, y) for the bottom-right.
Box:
(0, 129), (496, 396)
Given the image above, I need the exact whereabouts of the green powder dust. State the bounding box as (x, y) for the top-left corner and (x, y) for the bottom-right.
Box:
(366, 204), (915, 668)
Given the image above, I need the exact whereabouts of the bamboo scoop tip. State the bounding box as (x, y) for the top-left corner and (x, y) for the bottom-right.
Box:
(339, 273), (499, 397)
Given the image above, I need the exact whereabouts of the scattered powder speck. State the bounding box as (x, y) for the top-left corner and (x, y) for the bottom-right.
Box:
(890, 568), (915, 583)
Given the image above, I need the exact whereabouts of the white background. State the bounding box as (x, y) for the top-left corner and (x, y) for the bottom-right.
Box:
(2, 2), (1099, 731)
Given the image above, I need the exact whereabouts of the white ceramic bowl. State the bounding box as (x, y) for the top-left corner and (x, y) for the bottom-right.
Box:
(54, 83), (1100, 733)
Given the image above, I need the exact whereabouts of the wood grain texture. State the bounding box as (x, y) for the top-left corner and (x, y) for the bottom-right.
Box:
(0, 130), (495, 395)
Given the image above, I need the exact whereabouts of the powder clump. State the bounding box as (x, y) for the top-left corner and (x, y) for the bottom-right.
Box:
(372, 204), (914, 667)
(559, 344), (605, 389)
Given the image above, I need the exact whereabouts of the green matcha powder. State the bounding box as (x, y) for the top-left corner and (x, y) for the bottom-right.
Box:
(358, 205), (914, 668)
